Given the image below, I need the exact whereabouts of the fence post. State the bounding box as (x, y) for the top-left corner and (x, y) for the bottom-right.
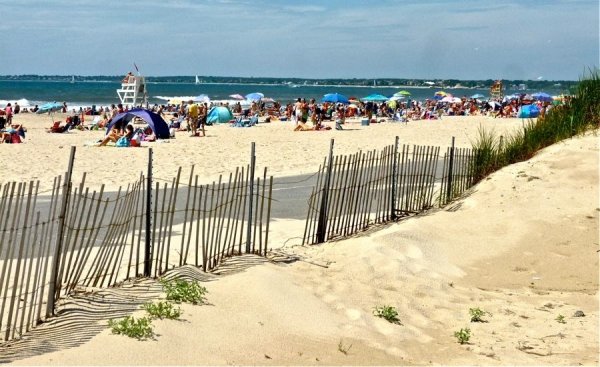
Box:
(46, 146), (75, 317)
(144, 148), (153, 277)
(391, 136), (399, 220)
(316, 139), (334, 243)
(446, 136), (455, 203)
(246, 142), (256, 253)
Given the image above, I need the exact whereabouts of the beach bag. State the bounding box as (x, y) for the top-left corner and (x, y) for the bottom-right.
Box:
(115, 136), (130, 148)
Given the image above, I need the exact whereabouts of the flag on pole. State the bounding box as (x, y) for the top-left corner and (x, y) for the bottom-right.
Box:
(134, 62), (140, 75)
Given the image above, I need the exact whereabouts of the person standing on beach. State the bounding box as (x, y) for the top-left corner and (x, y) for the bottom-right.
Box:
(294, 98), (302, 124)
(198, 103), (207, 137)
(188, 102), (199, 136)
(5, 103), (13, 125)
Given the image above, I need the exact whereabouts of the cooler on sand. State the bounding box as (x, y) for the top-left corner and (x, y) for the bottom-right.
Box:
(361, 119), (370, 126)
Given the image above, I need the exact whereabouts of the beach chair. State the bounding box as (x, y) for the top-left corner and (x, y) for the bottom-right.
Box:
(48, 121), (62, 133)
(247, 115), (258, 127)
(230, 116), (244, 127)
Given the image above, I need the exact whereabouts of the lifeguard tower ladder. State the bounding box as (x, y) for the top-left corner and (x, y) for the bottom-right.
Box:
(117, 75), (148, 107)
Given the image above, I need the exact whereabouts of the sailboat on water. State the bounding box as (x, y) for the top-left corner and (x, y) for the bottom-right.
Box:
(195, 75), (200, 85)
(70, 75), (75, 84)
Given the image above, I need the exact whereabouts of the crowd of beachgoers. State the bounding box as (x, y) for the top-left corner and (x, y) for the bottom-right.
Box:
(0, 92), (565, 145)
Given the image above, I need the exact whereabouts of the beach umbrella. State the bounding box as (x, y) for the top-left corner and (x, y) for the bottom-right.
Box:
(193, 94), (210, 103)
(433, 91), (449, 100)
(206, 106), (233, 124)
(229, 94), (245, 100)
(245, 92), (264, 101)
(389, 95), (405, 101)
(36, 102), (63, 114)
(522, 94), (534, 101)
(36, 102), (63, 123)
(532, 92), (552, 102)
(362, 94), (388, 102)
(471, 93), (486, 99)
(396, 90), (411, 96)
(321, 93), (349, 104)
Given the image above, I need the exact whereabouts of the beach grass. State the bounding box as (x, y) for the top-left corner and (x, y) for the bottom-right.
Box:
(471, 68), (600, 182)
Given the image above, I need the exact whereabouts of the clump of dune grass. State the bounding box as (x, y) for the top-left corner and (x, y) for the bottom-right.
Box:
(471, 68), (599, 183)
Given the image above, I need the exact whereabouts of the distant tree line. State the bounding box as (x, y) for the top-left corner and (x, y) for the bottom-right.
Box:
(0, 75), (577, 91)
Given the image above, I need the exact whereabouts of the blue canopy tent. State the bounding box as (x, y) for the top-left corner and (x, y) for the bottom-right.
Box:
(105, 108), (170, 139)
(517, 104), (540, 118)
(206, 106), (233, 124)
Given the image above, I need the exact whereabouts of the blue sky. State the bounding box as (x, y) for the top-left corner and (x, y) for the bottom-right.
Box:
(0, 0), (598, 80)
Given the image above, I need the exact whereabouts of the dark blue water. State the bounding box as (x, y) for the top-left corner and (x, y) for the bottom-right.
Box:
(0, 80), (562, 109)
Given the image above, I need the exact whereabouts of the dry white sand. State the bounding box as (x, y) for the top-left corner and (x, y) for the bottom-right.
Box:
(3, 113), (598, 365)
(1, 113), (525, 191)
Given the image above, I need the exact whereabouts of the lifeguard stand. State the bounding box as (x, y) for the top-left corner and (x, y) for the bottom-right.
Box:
(117, 74), (148, 107)
(490, 80), (504, 100)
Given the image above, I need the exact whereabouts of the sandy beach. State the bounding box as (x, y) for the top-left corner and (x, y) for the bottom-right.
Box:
(1, 113), (598, 365)
(1, 113), (527, 191)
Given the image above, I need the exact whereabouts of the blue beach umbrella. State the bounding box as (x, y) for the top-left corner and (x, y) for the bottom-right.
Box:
(206, 106), (233, 124)
(362, 94), (388, 102)
(532, 92), (552, 102)
(245, 92), (264, 101)
(36, 102), (63, 114)
(36, 101), (64, 123)
(321, 93), (349, 104)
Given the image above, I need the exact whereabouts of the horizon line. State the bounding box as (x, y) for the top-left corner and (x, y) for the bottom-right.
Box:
(0, 74), (580, 82)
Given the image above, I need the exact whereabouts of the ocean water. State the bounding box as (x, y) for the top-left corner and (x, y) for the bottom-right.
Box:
(0, 80), (551, 110)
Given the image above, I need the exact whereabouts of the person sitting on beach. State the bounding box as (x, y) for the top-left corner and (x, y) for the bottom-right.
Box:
(1, 123), (25, 143)
(294, 121), (312, 131)
(97, 125), (123, 146)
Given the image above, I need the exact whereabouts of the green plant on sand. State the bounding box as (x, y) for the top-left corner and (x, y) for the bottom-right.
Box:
(469, 307), (490, 322)
(108, 316), (154, 340)
(160, 277), (208, 304)
(454, 328), (471, 344)
(142, 301), (182, 320)
(373, 305), (402, 324)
